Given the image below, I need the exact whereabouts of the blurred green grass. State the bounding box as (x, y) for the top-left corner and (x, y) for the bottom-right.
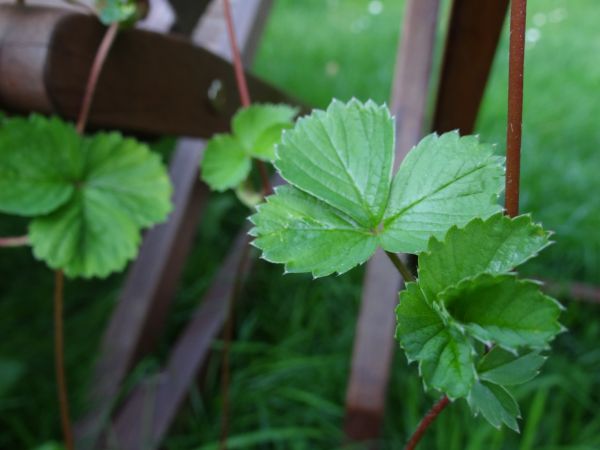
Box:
(1, 0), (600, 449)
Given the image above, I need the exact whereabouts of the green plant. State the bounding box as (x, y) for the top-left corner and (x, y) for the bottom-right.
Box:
(248, 99), (563, 443)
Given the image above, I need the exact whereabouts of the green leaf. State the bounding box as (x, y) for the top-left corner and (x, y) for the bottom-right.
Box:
(201, 104), (297, 191)
(396, 283), (475, 399)
(275, 99), (394, 228)
(419, 213), (551, 301)
(381, 132), (504, 254)
(251, 100), (503, 276)
(477, 348), (546, 386)
(233, 104), (298, 160)
(201, 135), (251, 192)
(0, 116), (81, 216)
(441, 274), (563, 350)
(17, 125), (173, 278)
(468, 381), (520, 431)
(97, 0), (138, 25)
(249, 185), (377, 277)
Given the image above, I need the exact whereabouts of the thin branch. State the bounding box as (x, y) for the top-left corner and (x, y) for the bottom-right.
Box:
(76, 22), (119, 134)
(405, 396), (449, 450)
(222, 0), (273, 196)
(385, 251), (416, 282)
(0, 235), (29, 247)
(505, 0), (527, 217)
(53, 270), (74, 450)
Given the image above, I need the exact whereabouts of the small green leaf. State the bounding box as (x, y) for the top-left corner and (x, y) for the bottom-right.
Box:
(477, 348), (546, 386)
(201, 104), (296, 191)
(396, 283), (475, 399)
(201, 135), (251, 192)
(97, 0), (138, 25)
(468, 381), (520, 431)
(441, 274), (563, 350)
(419, 213), (551, 301)
(249, 185), (377, 277)
(381, 132), (504, 254)
(0, 116), (81, 216)
(233, 104), (298, 160)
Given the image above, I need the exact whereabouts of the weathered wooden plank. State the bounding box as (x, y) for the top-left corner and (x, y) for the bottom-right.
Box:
(108, 231), (252, 449)
(432, 0), (509, 134)
(0, 4), (291, 137)
(344, 0), (441, 444)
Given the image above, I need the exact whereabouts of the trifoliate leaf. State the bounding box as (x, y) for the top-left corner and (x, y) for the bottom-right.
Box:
(441, 274), (563, 350)
(249, 185), (378, 276)
(0, 116), (80, 216)
(201, 104), (297, 191)
(0, 117), (174, 278)
(251, 99), (504, 276)
(477, 348), (546, 386)
(201, 135), (251, 192)
(468, 381), (520, 431)
(381, 132), (504, 254)
(419, 213), (551, 301)
(396, 283), (476, 399)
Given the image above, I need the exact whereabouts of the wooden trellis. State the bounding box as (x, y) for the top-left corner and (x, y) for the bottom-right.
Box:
(0, 0), (524, 448)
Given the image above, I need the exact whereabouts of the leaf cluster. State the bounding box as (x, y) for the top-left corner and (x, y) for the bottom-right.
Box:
(201, 104), (298, 194)
(0, 115), (172, 278)
(396, 214), (563, 430)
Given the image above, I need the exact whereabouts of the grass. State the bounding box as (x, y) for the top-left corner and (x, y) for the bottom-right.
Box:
(1, 0), (600, 449)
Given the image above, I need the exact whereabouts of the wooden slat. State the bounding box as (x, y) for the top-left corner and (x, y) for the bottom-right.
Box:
(108, 231), (252, 449)
(344, 0), (441, 444)
(432, 0), (509, 134)
(0, 4), (291, 137)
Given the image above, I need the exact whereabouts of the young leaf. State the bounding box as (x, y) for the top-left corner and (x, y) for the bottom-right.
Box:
(249, 185), (378, 276)
(0, 116), (81, 216)
(201, 104), (297, 191)
(97, 0), (139, 25)
(441, 274), (563, 350)
(468, 381), (521, 431)
(251, 99), (504, 276)
(396, 283), (476, 399)
(477, 348), (546, 386)
(381, 133), (504, 254)
(419, 213), (551, 301)
(201, 135), (251, 192)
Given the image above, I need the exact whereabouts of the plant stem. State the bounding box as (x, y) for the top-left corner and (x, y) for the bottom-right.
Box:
(76, 22), (119, 134)
(0, 235), (28, 247)
(505, 0), (527, 218)
(221, 0), (273, 196)
(385, 251), (415, 282)
(53, 270), (74, 450)
(405, 396), (449, 450)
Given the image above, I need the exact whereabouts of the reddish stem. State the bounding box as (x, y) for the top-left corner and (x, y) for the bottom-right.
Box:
(53, 21), (119, 450)
(405, 396), (449, 450)
(0, 235), (29, 247)
(221, 0), (273, 196)
(76, 22), (119, 134)
(505, 0), (527, 217)
(53, 270), (74, 450)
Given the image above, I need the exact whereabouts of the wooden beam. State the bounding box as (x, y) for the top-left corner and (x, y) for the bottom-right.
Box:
(432, 0), (509, 134)
(0, 4), (291, 138)
(344, 0), (441, 445)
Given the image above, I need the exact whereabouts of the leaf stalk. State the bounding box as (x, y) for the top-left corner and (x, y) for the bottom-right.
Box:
(405, 396), (449, 450)
(385, 251), (415, 282)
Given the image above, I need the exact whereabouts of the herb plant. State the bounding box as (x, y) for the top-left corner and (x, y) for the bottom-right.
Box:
(247, 99), (563, 436)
